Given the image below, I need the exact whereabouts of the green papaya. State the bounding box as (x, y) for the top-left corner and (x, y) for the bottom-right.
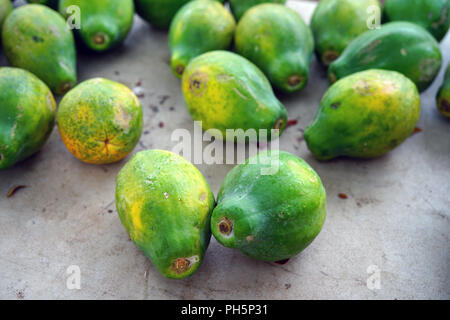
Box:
(384, 0), (450, 42)
(0, 0), (12, 33)
(229, 0), (287, 21)
(436, 63), (450, 117)
(305, 69), (420, 161)
(328, 21), (442, 92)
(59, 0), (135, 51)
(0, 67), (56, 170)
(181, 51), (287, 141)
(135, 0), (224, 30)
(2, 4), (77, 95)
(25, 0), (59, 9)
(169, 0), (235, 78)
(311, 0), (381, 66)
(235, 3), (314, 93)
(211, 150), (327, 262)
(116, 149), (215, 279)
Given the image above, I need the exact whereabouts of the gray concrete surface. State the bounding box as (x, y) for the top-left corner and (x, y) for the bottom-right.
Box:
(0, 1), (449, 300)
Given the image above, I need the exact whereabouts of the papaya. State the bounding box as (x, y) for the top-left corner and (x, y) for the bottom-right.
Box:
(181, 51), (287, 141)
(211, 150), (327, 262)
(169, 0), (235, 78)
(384, 0), (450, 42)
(25, 0), (59, 9)
(235, 3), (314, 93)
(311, 0), (381, 66)
(0, 0), (12, 33)
(59, 0), (135, 51)
(328, 21), (442, 92)
(116, 149), (215, 279)
(229, 0), (287, 21)
(57, 78), (143, 165)
(304, 69), (421, 161)
(0, 67), (56, 170)
(436, 63), (450, 117)
(135, 0), (224, 30)
(2, 4), (77, 95)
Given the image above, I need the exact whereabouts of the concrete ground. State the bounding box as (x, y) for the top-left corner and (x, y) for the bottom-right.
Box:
(0, 1), (449, 300)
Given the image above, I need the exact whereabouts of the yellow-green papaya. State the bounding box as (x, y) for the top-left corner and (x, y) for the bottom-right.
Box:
(305, 69), (421, 160)
(135, 0), (224, 30)
(311, 0), (381, 66)
(211, 150), (327, 262)
(182, 51), (287, 141)
(169, 0), (235, 78)
(116, 149), (215, 279)
(436, 63), (450, 117)
(328, 22), (442, 92)
(229, 0), (287, 21)
(59, 0), (135, 51)
(0, 67), (56, 170)
(384, 0), (450, 42)
(57, 78), (143, 165)
(2, 4), (77, 95)
(235, 3), (314, 93)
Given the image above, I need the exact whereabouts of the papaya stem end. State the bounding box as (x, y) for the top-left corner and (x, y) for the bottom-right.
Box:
(175, 65), (185, 76)
(287, 75), (303, 88)
(171, 258), (190, 274)
(93, 33), (106, 45)
(218, 217), (233, 236)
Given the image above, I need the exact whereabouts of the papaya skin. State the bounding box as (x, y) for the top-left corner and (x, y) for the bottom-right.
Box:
(305, 69), (421, 161)
(384, 0), (450, 42)
(135, 0), (224, 30)
(0, 0), (12, 33)
(235, 4), (314, 93)
(181, 51), (287, 141)
(1, 4), (77, 95)
(436, 64), (450, 118)
(211, 150), (327, 262)
(57, 78), (143, 165)
(59, 0), (135, 52)
(0, 67), (56, 170)
(169, 0), (235, 78)
(311, 0), (381, 66)
(229, 0), (287, 21)
(328, 21), (442, 92)
(115, 149), (215, 279)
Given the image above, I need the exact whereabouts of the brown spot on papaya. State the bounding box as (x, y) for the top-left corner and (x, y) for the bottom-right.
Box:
(354, 79), (371, 95)
(59, 82), (72, 94)
(93, 33), (106, 45)
(115, 107), (132, 131)
(189, 71), (208, 97)
(218, 217), (233, 236)
(323, 50), (339, 65)
(175, 65), (185, 76)
(330, 102), (341, 109)
(287, 75), (304, 88)
(171, 258), (190, 274)
(199, 192), (206, 201)
(274, 118), (285, 130)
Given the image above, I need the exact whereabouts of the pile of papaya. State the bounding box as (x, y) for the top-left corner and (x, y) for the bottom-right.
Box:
(0, 0), (448, 280)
